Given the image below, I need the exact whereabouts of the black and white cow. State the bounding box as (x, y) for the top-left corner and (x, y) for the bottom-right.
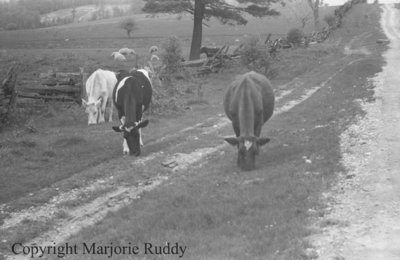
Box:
(223, 71), (275, 171)
(112, 69), (153, 156)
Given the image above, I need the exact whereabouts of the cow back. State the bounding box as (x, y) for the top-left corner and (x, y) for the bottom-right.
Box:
(86, 69), (116, 102)
(113, 70), (153, 126)
(224, 71), (274, 136)
(132, 70), (152, 112)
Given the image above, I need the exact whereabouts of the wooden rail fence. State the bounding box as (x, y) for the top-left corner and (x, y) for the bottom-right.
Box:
(17, 70), (84, 104)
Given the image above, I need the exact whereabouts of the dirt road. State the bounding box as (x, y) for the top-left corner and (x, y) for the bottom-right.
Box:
(314, 4), (400, 259)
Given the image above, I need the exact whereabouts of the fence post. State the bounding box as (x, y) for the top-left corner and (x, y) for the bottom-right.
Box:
(79, 67), (88, 105)
(0, 63), (19, 123)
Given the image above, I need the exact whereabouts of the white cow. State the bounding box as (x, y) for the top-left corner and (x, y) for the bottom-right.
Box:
(82, 69), (117, 125)
(111, 52), (126, 61)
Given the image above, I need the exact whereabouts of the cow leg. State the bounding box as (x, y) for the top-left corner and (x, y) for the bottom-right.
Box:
(139, 128), (143, 147)
(123, 138), (130, 155)
(99, 97), (106, 123)
(255, 116), (265, 137)
(232, 122), (240, 137)
(108, 98), (113, 122)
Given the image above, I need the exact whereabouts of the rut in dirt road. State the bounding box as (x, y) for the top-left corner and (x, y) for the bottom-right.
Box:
(314, 4), (400, 260)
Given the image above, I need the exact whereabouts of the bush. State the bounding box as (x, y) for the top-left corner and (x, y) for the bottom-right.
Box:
(5, 23), (17, 30)
(119, 17), (136, 38)
(113, 6), (124, 17)
(161, 36), (184, 76)
(149, 36), (189, 114)
(324, 14), (336, 27)
(287, 28), (303, 46)
(240, 35), (272, 76)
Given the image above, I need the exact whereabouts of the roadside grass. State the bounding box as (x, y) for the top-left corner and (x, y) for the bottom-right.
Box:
(0, 105), (121, 205)
(0, 219), (53, 253)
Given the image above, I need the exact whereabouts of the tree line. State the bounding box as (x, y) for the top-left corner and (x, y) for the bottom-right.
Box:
(0, 0), (130, 30)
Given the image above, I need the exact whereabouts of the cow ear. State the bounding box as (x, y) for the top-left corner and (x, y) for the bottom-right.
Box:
(112, 126), (123, 132)
(256, 137), (270, 146)
(224, 137), (239, 146)
(137, 119), (149, 129)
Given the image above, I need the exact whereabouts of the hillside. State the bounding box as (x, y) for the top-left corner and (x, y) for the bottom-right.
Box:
(40, 1), (144, 24)
(0, 4), (336, 51)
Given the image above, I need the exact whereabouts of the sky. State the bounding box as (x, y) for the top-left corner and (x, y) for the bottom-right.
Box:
(324, 0), (400, 5)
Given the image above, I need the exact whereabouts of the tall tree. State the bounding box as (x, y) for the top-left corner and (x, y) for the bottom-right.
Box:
(142, 0), (282, 60)
(307, 0), (321, 31)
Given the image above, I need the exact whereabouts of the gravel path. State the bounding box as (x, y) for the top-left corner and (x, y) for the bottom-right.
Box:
(314, 4), (400, 260)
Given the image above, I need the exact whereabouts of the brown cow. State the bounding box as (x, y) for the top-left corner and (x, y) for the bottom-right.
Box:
(223, 71), (275, 170)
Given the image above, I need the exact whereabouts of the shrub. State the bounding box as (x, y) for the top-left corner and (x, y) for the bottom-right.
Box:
(5, 23), (17, 31)
(149, 36), (189, 114)
(160, 36), (184, 77)
(119, 17), (136, 38)
(287, 28), (303, 46)
(113, 6), (124, 17)
(324, 14), (336, 27)
(240, 35), (272, 76)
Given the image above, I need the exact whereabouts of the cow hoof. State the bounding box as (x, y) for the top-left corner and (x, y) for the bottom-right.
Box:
(123, 150), (129, 155)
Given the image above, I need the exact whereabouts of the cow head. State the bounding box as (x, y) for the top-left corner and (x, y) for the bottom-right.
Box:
(112, 120), (149, 156)
(82, 98), (102, 125)
(224, 136), (270, 171)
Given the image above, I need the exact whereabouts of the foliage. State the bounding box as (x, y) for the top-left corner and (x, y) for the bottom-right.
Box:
(142, 0), (282, 60)
(287, 28), (304, 46)
(150, 81), (186, 115)
(160, 36), (184, 77)
(112, 6), (124, 17)
(5, 23), (17, 31)
(142, 0), (282, 27)
(307, 0), (321, 30)
(240, 36), (272, 76)
(0, 4), (42, 30)
(324, 14), (336, 27)
(118, 17), (136, 38)
(150, 36), (190, 114)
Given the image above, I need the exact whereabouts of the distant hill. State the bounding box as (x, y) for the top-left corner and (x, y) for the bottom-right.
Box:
(41, 4), (131, 24)
(40, 0), (144, 24)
